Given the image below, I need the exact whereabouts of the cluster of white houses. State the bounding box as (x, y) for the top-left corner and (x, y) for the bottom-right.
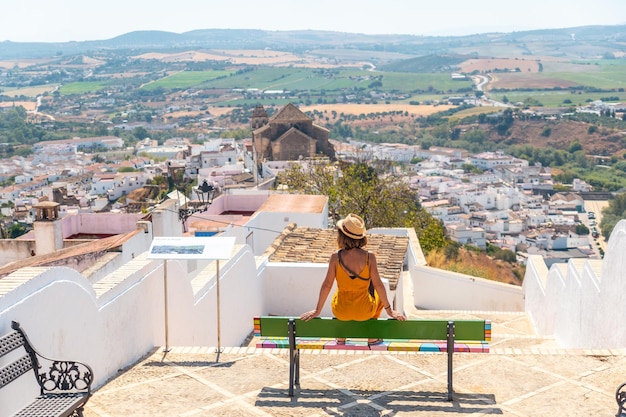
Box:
(1, 104), (601, 265)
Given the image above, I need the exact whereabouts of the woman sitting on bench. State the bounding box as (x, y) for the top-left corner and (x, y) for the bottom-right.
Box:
(300, 213), (406, 345)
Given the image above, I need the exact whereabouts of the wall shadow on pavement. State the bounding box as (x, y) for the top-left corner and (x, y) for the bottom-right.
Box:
(255, 387), (502, 415)
(143, 359), (236, 368)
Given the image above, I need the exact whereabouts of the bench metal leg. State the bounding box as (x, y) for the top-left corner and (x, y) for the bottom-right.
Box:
(447, 321), (455, 401)
(288, 319), (299, 397)
(617, 382), (626, 416)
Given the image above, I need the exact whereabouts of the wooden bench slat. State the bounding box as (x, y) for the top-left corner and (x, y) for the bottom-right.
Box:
(255, 317), (490, 341)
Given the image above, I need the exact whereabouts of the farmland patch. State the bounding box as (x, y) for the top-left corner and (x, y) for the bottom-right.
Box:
(459, 58), (540, 73)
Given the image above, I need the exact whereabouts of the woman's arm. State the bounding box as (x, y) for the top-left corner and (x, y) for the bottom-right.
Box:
(300, 253), (337, 321)
(370, 253), (407, 321)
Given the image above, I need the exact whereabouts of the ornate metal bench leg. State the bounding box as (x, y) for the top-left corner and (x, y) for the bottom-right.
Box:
(617, 382), (626, 416)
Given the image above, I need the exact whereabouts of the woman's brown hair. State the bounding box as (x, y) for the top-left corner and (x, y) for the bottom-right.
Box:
(337, 228), (368, 250)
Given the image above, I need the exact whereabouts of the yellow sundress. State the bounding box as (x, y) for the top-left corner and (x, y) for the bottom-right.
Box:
(331, 250), (384, 321)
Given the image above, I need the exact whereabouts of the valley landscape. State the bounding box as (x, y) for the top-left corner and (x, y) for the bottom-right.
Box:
(1, 25), (626, 268)
(1, 27), (625, 159)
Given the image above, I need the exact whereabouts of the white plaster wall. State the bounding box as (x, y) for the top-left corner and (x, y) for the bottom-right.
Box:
(163, 245), (264, 347)
(522, 255), (551, 334)
(0, 240), (36, 267)
(151, 199), (182, 237)
(263, 263), (335, 317)
(524, 220), (626, 348)
(0, 242), (263, 409)
(593, 221), (626, 347)
(63, 212), (145, 236)
(412, 265), (524, 311)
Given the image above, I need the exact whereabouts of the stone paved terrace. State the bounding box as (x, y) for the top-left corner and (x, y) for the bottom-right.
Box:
(83, 311), (626, 417)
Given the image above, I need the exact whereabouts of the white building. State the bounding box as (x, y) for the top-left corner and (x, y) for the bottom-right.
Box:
(470, 151), (527, 170)
(446, 222), (487, 249)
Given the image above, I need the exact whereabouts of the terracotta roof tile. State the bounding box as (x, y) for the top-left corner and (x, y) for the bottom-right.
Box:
(0, 231), (140, 279)
(266, 226), (408, 290)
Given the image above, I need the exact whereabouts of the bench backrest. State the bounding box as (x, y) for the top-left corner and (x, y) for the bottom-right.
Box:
(254, 317), (490, 342)
(0, 325), (34, 390)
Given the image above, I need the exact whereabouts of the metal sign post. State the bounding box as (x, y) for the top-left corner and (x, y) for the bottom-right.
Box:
(215, 259), (222, 361)
(163, 259), (170, 353)
(147, 236), (236, 360)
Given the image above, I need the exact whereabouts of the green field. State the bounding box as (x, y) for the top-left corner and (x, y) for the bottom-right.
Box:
(448, 106), (503, 120)
(544, 60), (626, 90)
(60, 81), (108, 95)
(141, 70), (234, 90)
(202, 68), (474, 93)
(490, 90), (623, 107)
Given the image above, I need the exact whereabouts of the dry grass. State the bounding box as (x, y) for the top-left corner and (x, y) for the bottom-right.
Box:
(0, 100), (37, 110)
(0, 58), (55, 69)
(460, 58), (540, 73)
(134, 49), (325, 66)
(489, 73), (577, 90)
(301, 103), (453, 116)
(426, 248), (524, 286)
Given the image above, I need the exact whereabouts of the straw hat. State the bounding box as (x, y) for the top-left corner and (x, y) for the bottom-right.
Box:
(337, 213), (366, 240)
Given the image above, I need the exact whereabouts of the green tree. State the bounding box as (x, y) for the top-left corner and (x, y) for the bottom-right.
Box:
(575, 224), (589, 235)
(275, 161), (448, 253)
(569, 140), (583, 153)
(600, 192), (626, 239)
(8, 223), (28, 238)
(463, 129), (486, 144)
(133, 126), (149, 140)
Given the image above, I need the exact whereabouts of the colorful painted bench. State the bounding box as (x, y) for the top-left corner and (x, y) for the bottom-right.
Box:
(253, 316), (491, 399)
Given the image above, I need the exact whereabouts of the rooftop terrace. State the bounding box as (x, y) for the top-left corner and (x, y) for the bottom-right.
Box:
(82, 310), (626, 417)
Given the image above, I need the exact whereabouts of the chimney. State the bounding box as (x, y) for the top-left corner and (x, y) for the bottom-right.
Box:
(33, 201), (64, 255)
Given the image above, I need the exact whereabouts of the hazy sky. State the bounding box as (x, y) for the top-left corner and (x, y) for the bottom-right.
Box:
(1, 0), (625, 42)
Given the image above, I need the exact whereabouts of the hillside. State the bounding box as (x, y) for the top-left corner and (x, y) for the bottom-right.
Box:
(485, 119), (626, 157)
(1, 24), (625, 60)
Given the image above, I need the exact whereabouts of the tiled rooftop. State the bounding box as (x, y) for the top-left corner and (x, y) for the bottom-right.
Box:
(0, 230), (140, 279)
(265, 226), (409, 290)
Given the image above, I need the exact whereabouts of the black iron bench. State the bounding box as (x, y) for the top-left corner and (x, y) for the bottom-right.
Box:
(0, 321), (93, 417)
(254, 316), (491, 399)
(617, 382), (626, 417)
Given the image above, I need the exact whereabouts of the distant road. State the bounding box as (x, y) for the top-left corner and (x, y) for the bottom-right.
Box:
(584, 200), (609, 253)
(472, 74), (514, 108)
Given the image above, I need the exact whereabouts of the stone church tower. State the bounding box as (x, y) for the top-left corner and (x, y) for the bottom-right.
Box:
(250, 104), (269, 130)
(251, 103), (335, 168)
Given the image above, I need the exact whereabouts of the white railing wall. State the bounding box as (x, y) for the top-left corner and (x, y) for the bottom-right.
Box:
(0, 243), (264, 396)
(524, 220), (626, 349)
(412, 264), (525, 311)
